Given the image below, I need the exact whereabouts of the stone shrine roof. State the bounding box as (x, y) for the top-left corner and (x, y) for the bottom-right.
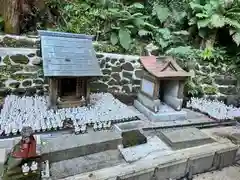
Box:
(140, 56), (192, 78)
(38, 30), (102, 77)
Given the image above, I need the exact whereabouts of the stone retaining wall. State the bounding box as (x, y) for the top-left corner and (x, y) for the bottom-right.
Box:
(0, 34), (239, 105)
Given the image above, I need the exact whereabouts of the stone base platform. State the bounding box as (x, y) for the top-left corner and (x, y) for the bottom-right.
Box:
(158, 127), (215, 150)
(41, 130), (122, 163)
(134, 100), (187, 122)
(113, 120), (148, 133)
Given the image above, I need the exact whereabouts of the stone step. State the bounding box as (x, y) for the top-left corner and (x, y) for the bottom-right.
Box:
(41, 130), (122, 163)
(57, 100), (83, 109)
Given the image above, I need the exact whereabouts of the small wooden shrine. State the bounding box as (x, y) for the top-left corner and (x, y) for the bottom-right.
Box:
(39, 30), (102, 108)
(137, 56), (192, 112)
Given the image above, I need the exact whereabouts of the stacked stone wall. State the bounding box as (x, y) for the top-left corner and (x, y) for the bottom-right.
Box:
(0, 34), (239, 105)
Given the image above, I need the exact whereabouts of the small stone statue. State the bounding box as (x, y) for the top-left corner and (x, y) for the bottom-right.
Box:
(22, 163), (30, 175)
(80, 124), (87, 133)
(93, 123), (97, 131)
(30, 161), (38, 173)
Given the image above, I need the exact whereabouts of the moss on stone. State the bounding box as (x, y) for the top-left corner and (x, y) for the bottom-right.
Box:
(2, 56), (11, 65)
(203, 85), (218, 95)
(8, 81), (20, 89)
(10, 54), (29, 64)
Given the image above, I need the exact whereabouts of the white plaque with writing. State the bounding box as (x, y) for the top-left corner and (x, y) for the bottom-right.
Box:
(141, 79), (154, 97)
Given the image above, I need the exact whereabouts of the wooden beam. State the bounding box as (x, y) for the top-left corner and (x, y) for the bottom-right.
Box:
(85, 79), (90, 105)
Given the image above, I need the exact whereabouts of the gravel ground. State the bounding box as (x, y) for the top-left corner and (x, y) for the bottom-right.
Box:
(193, 165), (240, 180)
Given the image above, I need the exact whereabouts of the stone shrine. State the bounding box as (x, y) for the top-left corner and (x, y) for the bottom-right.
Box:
(134, 56), (192, 121)
(39, 30), (102, 109)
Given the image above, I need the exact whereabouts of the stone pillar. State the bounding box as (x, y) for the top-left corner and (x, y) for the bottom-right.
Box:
(177, 80), (185, 99)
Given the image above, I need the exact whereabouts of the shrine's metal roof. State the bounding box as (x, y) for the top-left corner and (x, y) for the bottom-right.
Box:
(38, 30), (102, 77)
(140, 56), (192, 78)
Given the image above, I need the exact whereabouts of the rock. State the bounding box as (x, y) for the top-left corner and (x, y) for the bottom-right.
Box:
(96, 53), (104, 59)
(33, 78), (44, 85)
(105, 63), (111, 68)
(112, 73), (121, 82)
(112, 66), (122, 72)
(214, 76), (237, 86)
(12, 88), (26, 96)
(132, 79), (141, 85)
(122, 71), (133, 80)
(102, 69), (111, 75)
(226, 95), (240, 106)
(218, 86), (237, 95)
(105, 57), (110, 62)
(101, 75), (110, 82)
(10, 54), (29, 64)
(203, 85), (218, 95)
(27, 53), (35, 58)
(24, 66), (39, 72)
(25, 87), (37, 96)
(122, 62), (134, 71)
(132, 86), (140, 93)
(36, 50), (41, 57)
(22, 80), (32, 87)
(99, 59), (106, 68)
(200, 66), (211, 74)
(89, 82), (108, 92)
(8, 81), (20, 88)
(131, 60), (136, 63)
(31, 56), (42, 65)
(122, 86), (131, 93)
(108, 87), (120, 92)
(108, 79), (118, 85)
(120, 79), (130, 85)
(135, 70), (143, 78)
(119, 58), (125, 63)
(111, 58), (118, 64)
(0, 88), (10, 96)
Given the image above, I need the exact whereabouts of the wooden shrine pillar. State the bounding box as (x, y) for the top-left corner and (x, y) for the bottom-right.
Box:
(85, 79), (90, 105)
(49, 77), (58, 108)
(57, 79), (61, 97)
(76, 78), (85, 98)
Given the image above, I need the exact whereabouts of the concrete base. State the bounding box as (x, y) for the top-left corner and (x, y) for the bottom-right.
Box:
(41, 131), (122, 163)
(113, 121), (146, 133)
(0, 148), (7, 176)
(118, 136), (172, 162)
(134, 100), (187, 122)
(159, 128), (215, 150)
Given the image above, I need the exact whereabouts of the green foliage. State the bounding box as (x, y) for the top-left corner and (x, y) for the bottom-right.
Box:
(187, 0), (240, 46)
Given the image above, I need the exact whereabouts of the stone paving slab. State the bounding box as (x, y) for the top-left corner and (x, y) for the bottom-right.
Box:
(158, 127), (215, 150)
(50, 150), (125, 180)
(41, 130), (122, 162)
(118, 136), (172, 162)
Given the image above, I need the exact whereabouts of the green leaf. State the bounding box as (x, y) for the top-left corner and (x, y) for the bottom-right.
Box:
(134, 18), (145, 28)
(173, 30), (189, 36)
(138, 29), (152, 36)
(156, 37), (169, 49)
(197, 18), (211, 28)
(232, 32), (240, 46)
(210, 14), (225, 28)
(198, 29), (207, 38)
(125, 25), (135, 29)
(129, 3), (144, 9)
(153, 5), (170, 23)
(110, 32), (118, 45)
(158, 28), (171, 40)
(119, 28), (131, 50)
(166, 46), (193, 56)
(0, 16), (3, 23)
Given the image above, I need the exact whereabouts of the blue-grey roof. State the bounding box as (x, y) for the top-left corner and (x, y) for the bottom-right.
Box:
(38, 30), (102, 77)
